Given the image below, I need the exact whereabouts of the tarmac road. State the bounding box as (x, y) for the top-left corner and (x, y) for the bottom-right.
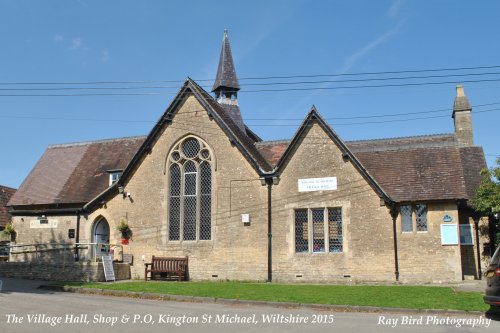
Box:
(0, 278), (498, 333)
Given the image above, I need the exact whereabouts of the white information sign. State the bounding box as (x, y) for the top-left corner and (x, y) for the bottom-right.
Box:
(298, 177), (337, 192)
(440, 224), (458, 245)
(102, 255), (115, 281)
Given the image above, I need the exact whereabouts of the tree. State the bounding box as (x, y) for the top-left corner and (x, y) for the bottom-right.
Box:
(471, 158), (500, 246)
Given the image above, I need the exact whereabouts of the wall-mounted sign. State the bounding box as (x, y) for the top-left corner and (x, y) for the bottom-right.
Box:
(30, 219), (58, 229)
(441, 224), (458, 245)
(298, 177), (337, 192)
(442, 214), (454, 222)
(102, 255), (115, 281)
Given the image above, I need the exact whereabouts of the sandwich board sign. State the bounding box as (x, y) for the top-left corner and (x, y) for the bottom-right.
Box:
(102, 255), (115, 281)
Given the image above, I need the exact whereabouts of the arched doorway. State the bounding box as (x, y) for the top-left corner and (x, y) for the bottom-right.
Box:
(92, 217), (110, 259)
(92, 217), (110, 245)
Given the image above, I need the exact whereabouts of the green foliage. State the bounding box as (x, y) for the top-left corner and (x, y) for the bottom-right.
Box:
(116, 218), (133, 240)
(59, 281), (488, 312)
(3, 223), (15, 235)
(471, 158), (500, 245)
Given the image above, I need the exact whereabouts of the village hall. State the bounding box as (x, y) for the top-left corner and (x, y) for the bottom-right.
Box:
(6, 31), (491, 283)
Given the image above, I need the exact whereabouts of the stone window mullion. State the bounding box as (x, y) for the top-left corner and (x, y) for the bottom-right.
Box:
(167, 136), (212, 242)
(323, 208), (329, 253)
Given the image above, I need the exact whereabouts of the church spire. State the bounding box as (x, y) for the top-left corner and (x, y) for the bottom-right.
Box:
(212, 30), (246, 133)
(212, 29), (240, 102)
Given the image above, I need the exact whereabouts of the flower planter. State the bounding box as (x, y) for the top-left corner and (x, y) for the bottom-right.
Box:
(121, 238), (129, 245)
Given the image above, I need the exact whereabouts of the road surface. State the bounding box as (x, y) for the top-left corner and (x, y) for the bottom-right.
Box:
(0, 278), (498, 333)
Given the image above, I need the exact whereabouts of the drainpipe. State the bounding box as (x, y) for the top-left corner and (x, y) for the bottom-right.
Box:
(261, 176), (279, 283)
(74, 210), (81, 262)
(390, 206), (400, 281)
(473, 217), (482, 279)
(267, 180), (272, 282)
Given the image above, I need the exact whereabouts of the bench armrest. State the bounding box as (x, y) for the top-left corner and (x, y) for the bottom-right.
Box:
(144, 263), (152, 268)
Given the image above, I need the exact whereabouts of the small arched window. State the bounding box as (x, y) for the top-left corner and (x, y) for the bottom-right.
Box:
(168, 136), (212, 241)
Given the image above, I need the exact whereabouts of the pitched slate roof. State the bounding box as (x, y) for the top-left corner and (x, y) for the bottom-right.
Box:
(9, 78), (486, 209)
(189, 79), (272, 172)
(0, 185), (16, 227)
(212, 30), (240, 92)
(256, 133), (486, 202)
(8, 136), (145, 207)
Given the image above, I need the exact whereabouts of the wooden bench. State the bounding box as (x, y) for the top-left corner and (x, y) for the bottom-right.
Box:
(144, 256), (188, 281)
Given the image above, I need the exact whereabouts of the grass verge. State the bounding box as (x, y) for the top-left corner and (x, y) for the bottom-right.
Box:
(56, 281), (488, 312)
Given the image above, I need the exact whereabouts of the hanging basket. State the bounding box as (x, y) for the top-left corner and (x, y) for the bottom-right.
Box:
(121, 238), (129, 245)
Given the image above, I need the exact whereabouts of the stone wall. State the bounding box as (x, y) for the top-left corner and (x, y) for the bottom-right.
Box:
(86, 95), (268, 281)
(271, 123), (464, 283)
(0, 262), (130, 282)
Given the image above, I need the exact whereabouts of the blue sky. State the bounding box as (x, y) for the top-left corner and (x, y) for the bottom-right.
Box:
(1, 0), (500, 188)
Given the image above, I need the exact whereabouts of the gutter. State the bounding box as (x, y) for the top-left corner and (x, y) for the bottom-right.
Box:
(9, 207), (85, 216)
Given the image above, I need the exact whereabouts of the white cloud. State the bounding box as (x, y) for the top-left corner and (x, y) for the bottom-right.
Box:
(388, 0), (405, 18)
(53, 34), (63, 43)
(341, 21), (404, 73)
(293, 21), (404, 112)
(71, 38), (83, 50)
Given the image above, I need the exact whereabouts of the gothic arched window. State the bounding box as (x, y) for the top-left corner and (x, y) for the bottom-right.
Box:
(168, 136), (212, 241)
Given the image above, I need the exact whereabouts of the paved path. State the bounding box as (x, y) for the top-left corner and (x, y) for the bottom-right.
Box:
(0, 278), (498, 333)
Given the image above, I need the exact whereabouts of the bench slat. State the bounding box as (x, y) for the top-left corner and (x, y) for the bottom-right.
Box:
(145, 256), (188, 281)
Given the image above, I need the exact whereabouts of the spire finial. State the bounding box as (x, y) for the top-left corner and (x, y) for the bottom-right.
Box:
(212, 30), (240, 93)
(456, 84), (465, 97)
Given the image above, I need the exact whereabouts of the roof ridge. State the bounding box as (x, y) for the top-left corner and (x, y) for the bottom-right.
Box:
(0, 185), (16, 191)
(255, 139), (291, 146)
(347, 133), (455, 144)
(47, 135), (147, 148)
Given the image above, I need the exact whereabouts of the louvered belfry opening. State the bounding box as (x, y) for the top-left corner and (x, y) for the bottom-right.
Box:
(168, 136), (212, 241)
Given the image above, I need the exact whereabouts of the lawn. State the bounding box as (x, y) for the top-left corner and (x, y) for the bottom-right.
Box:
(58, 281), (488, 312)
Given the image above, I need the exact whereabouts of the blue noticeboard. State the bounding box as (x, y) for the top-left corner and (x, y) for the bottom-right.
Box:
(441, 224), (458, 245)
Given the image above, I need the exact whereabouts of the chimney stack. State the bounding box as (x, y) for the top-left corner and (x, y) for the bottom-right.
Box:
(452, 84), (473, 147)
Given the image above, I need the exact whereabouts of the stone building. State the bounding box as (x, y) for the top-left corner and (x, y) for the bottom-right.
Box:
(7, 32), (491, 283)
(0, 185), (16, 232)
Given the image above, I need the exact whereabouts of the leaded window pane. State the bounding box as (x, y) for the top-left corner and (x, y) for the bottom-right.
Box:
(312, 208), (325, 253)
(170, 164), (181, 196)
(200, 162), (211, 195)
(200, 195), (211, 240)
(199, 162), (211, 240)
(401, 205), (413, 232)
(295, 209), (308, 253)
(168, 137), (212, 241)
(182, 138), (200, 158)
(328, 208), (343, 252)
(169, 164), (181, 240)
(415, 204), (428, 231)
(183, 196), (197, 240)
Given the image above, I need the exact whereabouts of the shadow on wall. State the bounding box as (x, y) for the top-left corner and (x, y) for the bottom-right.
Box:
(1, 229), (96, 282)
(12, 228), (77, 264)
